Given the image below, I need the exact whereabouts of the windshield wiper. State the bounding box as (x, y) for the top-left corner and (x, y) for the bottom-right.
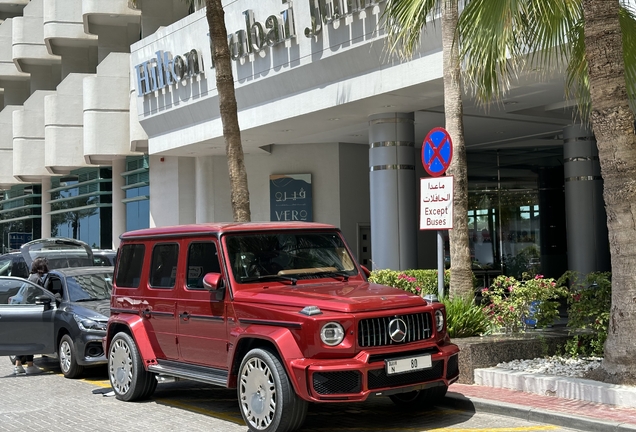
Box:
(310, 270), (350, 281)
(241, 274), (298, 285)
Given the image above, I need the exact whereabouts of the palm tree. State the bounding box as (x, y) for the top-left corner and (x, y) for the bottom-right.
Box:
(384, 0), (474, 300)
(457, 0), (636, 380)
(206, 0), (251, 222)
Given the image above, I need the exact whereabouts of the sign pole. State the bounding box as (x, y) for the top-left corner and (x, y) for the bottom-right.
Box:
(437, 230), (444, 299)
(420, 127), (454, 301)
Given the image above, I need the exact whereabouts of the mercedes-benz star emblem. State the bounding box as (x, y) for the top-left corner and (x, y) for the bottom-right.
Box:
(388, 318), (407, 343)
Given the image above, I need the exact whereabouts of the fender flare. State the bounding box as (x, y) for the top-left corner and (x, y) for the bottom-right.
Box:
(104, 314), (158, 368)
(230, 325), (307, 395)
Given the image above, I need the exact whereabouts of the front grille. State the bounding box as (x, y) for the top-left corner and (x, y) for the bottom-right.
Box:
(358, 313), (432, 347)
(446, 354), (459, 379)
(313, 371), (362, 395)
(367, 360), (444, 390)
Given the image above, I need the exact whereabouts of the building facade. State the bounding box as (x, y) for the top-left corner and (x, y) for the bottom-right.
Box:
(0, 0), (612, 280)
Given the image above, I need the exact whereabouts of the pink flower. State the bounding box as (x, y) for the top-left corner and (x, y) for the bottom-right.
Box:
(509, 306), (515, 311)
(534, 274), (544, 280)
(482, 288), (489, 293)
(508, 286), (514, 292)
(551, 282), (556, 287)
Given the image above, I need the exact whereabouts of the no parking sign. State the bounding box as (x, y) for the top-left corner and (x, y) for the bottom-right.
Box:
(422, 127), (453, 177)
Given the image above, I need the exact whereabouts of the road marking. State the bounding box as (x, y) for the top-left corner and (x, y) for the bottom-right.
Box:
(155, 398), (245, 425)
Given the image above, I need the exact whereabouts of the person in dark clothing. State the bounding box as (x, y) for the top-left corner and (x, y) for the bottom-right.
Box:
(14, 257), (49, 375)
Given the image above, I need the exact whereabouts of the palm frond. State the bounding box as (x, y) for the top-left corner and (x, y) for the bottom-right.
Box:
(458, 0), (529, 104)
(382, 0), (439, 60)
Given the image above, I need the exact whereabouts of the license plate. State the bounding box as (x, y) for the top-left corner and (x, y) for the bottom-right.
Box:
(385, 354), (432, 376)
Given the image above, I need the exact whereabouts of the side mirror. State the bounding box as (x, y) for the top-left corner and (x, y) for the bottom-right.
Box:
(360, 265), (371, 278)
(202, 273), (223, 291)
(35, 295), (53, 311)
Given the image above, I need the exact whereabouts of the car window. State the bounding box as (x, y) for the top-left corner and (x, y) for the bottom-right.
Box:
(93, 255), (114, 266)
(0, 279), (22, 304)
(186, 241), (221, 289)
(66, 272), (113, 302)
(0, 280), (48, 305)
(225, 232), (358, 283)
(0, 257), (12, 276)
(115, 244), (145, 288)
(149, 243), (179, 288)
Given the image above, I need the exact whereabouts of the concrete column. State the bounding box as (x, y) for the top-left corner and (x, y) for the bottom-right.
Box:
(40, 176), (51, 238)
(368, 112), (417, 270)
(111, 158), (126, 248)
(563, 124), (611, 276)
(195, 156), (215, 223)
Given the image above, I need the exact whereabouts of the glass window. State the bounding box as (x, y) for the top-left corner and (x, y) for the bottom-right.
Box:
(115, 244), (145, 288)
(187, 242), (220, 289)
(149, 243), (179, 288)
(6, 282), (48, 305)
(226, 232), (357, 283)
(65, 271), (113, 302)
(0, 257), (12, 276)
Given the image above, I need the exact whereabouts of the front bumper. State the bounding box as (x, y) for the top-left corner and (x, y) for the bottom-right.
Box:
(74, 331), (107, 366)
(289, 343), (460, 402)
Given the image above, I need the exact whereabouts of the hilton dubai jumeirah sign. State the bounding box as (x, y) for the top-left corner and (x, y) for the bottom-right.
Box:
(134, 0), (386, 97)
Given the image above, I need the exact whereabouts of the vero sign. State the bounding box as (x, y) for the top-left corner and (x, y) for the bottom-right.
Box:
(422, 127), (453, 177)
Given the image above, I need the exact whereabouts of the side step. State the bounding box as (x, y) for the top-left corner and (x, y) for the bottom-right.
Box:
(148, 360), (229, 387)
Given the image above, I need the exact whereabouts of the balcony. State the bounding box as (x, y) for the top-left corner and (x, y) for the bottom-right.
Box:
(83, 52), (140, 164)
(13, 91), (55, 182)
(12, 0), (60, 73)
(44, 73), (92, 174)
(0, 105), (22, 188)
(43, 0), (97, 57)
(0, 18), (27, 80)
(82, 0), (140, 36)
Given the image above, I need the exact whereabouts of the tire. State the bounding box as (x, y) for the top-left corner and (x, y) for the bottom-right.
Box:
(389, 385), (448, 408)
(108, 332), (157, 401)
(238, 347), (308, 432)
(59, 334), (85, 378)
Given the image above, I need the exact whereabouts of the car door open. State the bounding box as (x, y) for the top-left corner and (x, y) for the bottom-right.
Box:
(0, 277), (57, 356)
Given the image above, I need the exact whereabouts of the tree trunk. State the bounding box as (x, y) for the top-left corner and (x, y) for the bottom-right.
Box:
(582, 0), (636, 378)
(206, 0), (251, 222)
(442, 0), (473, 300)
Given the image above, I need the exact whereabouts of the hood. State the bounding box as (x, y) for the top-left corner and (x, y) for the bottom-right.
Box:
(64, 299), (110, 320)
(233, 281), (428, 313)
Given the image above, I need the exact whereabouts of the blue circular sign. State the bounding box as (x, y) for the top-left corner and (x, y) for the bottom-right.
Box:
(422, 127), (453, 177)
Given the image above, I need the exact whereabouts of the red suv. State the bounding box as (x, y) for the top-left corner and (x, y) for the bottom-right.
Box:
(104, 222), (459, 432)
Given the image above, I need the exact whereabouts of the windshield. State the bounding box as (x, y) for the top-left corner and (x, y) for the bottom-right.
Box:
(66, 272), (113, 302)
(226, 231), (358, 284)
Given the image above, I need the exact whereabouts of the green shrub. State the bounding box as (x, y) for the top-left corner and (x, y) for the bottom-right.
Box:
(559, 271), (611, 357)
(368, 269), (450, 296)
(442, 295), (494, 338)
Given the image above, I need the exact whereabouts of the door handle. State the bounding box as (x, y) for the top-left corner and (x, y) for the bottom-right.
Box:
(179, 312), (190, 321)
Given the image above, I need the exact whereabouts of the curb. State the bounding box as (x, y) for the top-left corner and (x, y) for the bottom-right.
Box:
(474, 367), (636, 409)
(440, 392), (636, 432)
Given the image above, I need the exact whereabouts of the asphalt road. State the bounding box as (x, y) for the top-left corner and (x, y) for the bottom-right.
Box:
(0, 356), (581, 432)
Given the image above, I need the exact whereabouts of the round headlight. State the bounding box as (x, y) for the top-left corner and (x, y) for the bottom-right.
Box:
(320, 322), (345, 346)
(435, 309), (445, 332)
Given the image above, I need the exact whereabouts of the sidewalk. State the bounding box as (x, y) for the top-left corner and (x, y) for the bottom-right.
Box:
(443, 376), (636, 432)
